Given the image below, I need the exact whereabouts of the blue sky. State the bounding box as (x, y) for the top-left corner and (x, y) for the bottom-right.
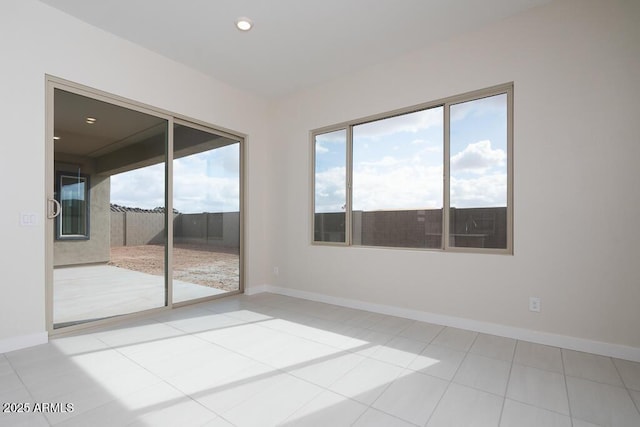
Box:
(112, 94), (507, 216)
(110, 143), (240, 213)
(450, 94), (507, 208)
(315, 94), (507, 213)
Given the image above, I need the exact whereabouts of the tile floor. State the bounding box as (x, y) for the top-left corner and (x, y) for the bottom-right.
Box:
(1, 293), (639, 426)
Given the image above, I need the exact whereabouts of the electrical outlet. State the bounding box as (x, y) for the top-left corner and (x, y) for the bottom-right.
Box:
(273, 267), (279, 276)
(529, 297), (541, 312)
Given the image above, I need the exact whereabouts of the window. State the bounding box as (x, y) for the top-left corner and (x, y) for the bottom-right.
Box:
(449, 94), (509, 249)
(56, 171), (89, 240)
(313, 129), (347, 243)
(312, 84), (513, 253)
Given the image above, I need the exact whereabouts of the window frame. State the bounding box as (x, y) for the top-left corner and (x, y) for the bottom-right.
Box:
(311, 83), (513, 254)
(55, 170), (90, 241)
(311, 127), (350, 246)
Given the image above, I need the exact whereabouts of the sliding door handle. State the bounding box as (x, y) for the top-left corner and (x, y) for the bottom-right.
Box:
(47, 199), (61, 219)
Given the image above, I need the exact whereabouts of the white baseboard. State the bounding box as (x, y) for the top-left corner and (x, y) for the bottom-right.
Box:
(244, 284), (269, 296)
(253, 285), (640, 363)
(0, 332), (48, 354)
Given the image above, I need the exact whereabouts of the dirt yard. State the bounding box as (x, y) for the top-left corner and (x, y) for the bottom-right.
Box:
(108, 244), (240, 292)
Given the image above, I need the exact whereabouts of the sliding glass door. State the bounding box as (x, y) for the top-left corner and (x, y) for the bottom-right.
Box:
(52, 88), (169, 328)
(49, 82), (242, 330)
(172, 122), (241, 304)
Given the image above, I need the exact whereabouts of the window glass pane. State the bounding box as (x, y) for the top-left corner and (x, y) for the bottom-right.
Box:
(109, 160), (167, 304)
(108, 119), (168, 316)
(53, 86), (169, 327)
(314, 129), (347, 243)
(172, 123), (241, 303)
(59, 173), (88, 237)
(352, 107), (444, 248)
(449, 93), (508, 249)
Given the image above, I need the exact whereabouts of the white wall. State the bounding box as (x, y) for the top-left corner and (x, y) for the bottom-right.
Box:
(0, 0), (270, 351)
(268, 0), (640, 355)
(1, 0), (638, 358)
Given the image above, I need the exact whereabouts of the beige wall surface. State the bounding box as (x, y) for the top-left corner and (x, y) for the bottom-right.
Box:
(0, 0), (270, 348)
(1, 0), (639, 355)
(267, 0), (640, 349)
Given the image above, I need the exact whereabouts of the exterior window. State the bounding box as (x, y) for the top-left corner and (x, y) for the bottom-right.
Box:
(56, 172), (89, 240)
(313, 129), (347, 243)
(352, 107), (444, 248)
(449, 94), (508, 249)
(312, 84), (513, 253)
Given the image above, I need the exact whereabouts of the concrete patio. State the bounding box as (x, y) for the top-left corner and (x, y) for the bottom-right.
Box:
(54, 264), (227, 326)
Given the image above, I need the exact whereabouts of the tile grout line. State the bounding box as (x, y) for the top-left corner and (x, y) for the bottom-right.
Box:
(496, 339), (519, 426)
(611, 357), (640, 417)
(152, 306), (385, 426)
(559, 349), (575, 426)
(16, 294), (640, 427)
(423, 328), (480, 426)
(2, 354), (54, 427)
(350, 322), (447, 426)
(259, 307), (426, 426)
(93, 326), (236, 424)
(148, 317), (323, 421)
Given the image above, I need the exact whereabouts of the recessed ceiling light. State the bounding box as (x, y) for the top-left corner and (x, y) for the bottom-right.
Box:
(85, 117), (97, 124)
(235, 17), (253, 31)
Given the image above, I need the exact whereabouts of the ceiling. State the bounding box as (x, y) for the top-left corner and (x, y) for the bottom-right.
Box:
(54, 89), (235, 176)
(54, 88), (166, 158)
(39, 0), (551, 99)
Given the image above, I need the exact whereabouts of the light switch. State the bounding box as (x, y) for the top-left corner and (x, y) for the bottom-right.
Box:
(19, 212), (38, 227)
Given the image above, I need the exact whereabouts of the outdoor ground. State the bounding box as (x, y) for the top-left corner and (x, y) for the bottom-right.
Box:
(108, 243), (240, 292)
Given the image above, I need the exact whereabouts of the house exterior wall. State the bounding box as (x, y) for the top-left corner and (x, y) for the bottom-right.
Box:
(110, 212), (125, 247)
(53, 157), (110, 266)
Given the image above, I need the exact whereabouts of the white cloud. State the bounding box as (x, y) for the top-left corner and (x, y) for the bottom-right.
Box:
(450, 173), (507, 208)
(111, 145), (240, 213)
(352, 163), (443, 211)
(316, 129), (346, 144)
(173, 173), (239, 213)
(354, 107), (443, 140)
(173, 147), (240, 212)
(451, 140), (505, 174)
(111, 163), (165, 210)
(411, 140), (441, 152)
(316, 153), (506, 212)
(359, 156), (400, 168)
(315, 142), (329, 154)
(315, 166), (346, 212)
(218, 144), (240, 175)
(450, 93), (507, 122)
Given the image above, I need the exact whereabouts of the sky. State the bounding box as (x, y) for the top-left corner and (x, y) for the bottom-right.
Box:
(111, 94), (507, 215)
(315, 93), (507, 213)
(110, 143), (240, 213)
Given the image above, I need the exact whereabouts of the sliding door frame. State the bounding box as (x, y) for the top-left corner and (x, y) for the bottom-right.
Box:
(45, 75), (245, 335)
(171, 117), (245, 308)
